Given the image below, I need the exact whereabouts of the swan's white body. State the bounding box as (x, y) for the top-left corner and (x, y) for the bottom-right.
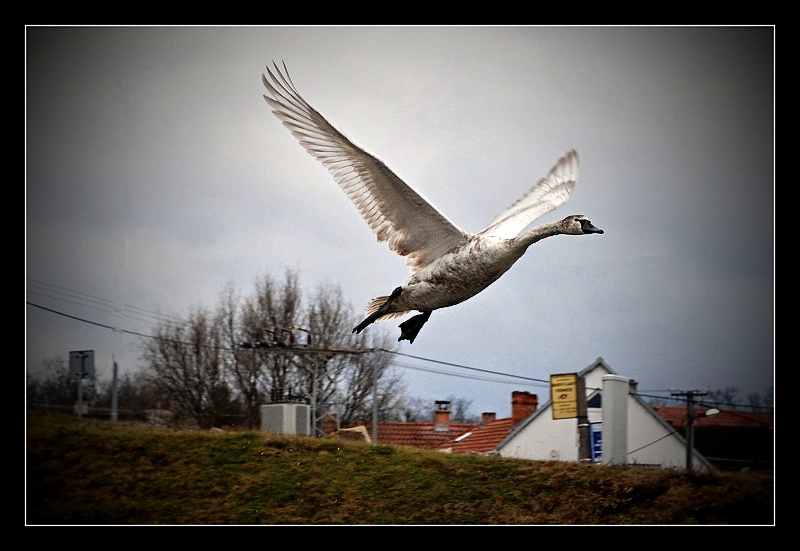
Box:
(262, 62), (603, 343)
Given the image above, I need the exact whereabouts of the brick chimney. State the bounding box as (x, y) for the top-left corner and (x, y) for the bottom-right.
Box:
(434, 400), (451, 432)
(481, 412), (496, 425)
(511, 391), (538, 424)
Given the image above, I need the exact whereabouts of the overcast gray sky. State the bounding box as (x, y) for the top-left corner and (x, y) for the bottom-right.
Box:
(26, 26), (774, 417)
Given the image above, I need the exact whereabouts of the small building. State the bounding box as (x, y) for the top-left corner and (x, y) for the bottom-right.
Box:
(331, 357), (769, 473)
(441, 358), (716, 471)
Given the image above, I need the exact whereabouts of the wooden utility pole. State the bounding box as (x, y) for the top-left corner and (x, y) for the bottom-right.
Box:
(293, 345), (373, 438)
(671, 390), (707, 471)
(239, 338), (373, 438)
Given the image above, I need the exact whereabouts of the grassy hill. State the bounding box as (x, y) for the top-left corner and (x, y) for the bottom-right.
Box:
(25, 411), (774, 525)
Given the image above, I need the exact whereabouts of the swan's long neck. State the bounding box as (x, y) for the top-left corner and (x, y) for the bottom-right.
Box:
(517, 220), (566, 249)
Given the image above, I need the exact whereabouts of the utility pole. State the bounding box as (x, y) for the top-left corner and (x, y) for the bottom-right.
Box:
(310, 356), (329, 438)
(238, 334), (373, 438)
(672, 390), (707, 471)
(293, 345), (373, 438)
(111, 358), (119, 423)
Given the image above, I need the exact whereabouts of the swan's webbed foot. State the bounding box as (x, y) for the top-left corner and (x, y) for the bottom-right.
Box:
(398, 311), (431, 344)
(353, 286), (402, 335)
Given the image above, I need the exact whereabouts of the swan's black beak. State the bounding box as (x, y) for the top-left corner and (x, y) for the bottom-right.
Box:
(580, 220), (604, 234)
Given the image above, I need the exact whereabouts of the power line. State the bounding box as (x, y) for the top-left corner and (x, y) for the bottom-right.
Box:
(26, 301), (152, 338)
(26, 299), (773, 411)
(635, 390), (773, 412)
(627, 428), (680, 455)
(27, 278), (115, 308)
(379, 348), (550, 384)
(391, 360), (547, 388)
(27, 278), (184, 327)
(26, 299), (550, 383)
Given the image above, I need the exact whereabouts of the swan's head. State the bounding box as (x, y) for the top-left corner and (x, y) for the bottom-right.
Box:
(563, 215), (604, 235)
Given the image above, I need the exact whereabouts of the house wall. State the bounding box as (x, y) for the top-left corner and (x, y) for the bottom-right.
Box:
(626, 401), (692, 469)
(497, 407), (602, 462)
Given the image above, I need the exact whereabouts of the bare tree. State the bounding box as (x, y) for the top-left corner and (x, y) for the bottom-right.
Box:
(27, 357), (99, 408)
(238, 271), (306, 405)
(705, 387), (741, 409)
(394, 396), (431, 422)
(96, 371), (161, 412)
(141, 305), (230, 429)
(330, 336), (405, 425)
(747, 386), (774, 411)
(446, 395), (479, 423)
(218, 283), (265, 428)
(142, 269), (414, 433)
(301, 282), (407, 426)
(27, 358), (71, 406)
(232, 272), (408, 429)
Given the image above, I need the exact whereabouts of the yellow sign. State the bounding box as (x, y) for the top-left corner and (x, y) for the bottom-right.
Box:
(551, 373), (579, 420)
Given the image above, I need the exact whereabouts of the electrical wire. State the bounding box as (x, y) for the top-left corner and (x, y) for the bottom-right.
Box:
(26, 291), (772, 412)
(27, 278), (185, 327)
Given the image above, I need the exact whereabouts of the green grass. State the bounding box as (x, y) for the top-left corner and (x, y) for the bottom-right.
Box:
(26, 411), (774, 525)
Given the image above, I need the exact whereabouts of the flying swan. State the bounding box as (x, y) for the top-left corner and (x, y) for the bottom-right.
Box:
(262, 62), (604, 344)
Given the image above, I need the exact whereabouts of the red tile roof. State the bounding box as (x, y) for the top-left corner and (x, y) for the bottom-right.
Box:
(439, 417), (518, 454)
(327, 391), (539, 453)
(652, 406), (773, 472)
(364, 421), (479, 449)
(652, 405), (773, 429)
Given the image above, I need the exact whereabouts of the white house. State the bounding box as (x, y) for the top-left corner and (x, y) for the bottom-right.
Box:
(492, 358), (715, 471)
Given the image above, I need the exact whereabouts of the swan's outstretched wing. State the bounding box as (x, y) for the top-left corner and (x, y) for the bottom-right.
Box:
(480, 149), (579, 239)
(262, 62), (469, 274)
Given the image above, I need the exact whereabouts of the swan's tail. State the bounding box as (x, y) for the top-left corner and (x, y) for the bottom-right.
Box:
(365, 295), (410, 323)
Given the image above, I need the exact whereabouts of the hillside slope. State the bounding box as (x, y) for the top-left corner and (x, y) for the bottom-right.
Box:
(25, 412), (774, 525)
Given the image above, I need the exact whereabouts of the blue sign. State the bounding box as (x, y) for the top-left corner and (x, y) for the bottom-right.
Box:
(590, 422), (602, 463)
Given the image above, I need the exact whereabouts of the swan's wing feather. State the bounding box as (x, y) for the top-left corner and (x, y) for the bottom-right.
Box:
(480, 150), (579, 239)
(262, 62), (468, 273)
